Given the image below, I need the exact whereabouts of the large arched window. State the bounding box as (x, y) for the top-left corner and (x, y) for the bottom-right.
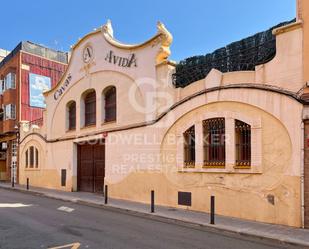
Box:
(203, 118), (225, 167)
(29, 146), (34, 166)
(103, 86), (116, 122)
(183, 126), (195, 167)
(25, 149), (28, 168)
(67, 101), (76, 130)
(235, 120), (251, 167)
(84, 90), (96, 126)
(25, 146), (39, 169)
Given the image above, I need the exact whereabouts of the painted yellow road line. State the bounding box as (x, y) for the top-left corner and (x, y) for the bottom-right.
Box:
(48, 242), (80, 249)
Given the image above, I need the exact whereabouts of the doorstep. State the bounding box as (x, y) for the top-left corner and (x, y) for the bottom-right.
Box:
(0, 182), (309, 247)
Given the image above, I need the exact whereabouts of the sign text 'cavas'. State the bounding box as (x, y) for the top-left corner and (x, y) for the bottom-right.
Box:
(54, 74), (72, 101)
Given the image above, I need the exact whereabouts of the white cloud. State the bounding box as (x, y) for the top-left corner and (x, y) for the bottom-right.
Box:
(31, 76), (50, 91)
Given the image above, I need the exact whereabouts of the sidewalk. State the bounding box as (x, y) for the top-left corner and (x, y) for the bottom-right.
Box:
(1, 182), (309, 247)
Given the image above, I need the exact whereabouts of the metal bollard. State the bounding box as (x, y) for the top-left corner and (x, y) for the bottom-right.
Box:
(12, 176), (14, 188)
(104, 185), (108, 204)
(26, 178), (29, 190)
(210, 196), (215, 225)
(151, 190), (155, 213)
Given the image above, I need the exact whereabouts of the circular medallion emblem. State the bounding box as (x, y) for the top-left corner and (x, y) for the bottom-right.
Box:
(82, 45), (94, 63)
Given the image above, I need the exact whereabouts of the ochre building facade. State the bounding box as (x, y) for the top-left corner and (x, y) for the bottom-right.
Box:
(19, 0), (309, 228)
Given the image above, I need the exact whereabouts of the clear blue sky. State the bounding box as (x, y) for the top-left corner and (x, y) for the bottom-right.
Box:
(0, 0), (295, 62)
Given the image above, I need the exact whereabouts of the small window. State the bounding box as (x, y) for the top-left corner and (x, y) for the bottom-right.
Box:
(4, 72), (16, 90)
(84, 91), (96, 126)
(0, 78), (4, 94)
(4, 104), (16, 120)
(29, 146), (34, 168)
(184, 126), (195, 167)
(104, 86), (116, 122)
(35, 148), (39, 168)
(0, 108), (3, 121)
(203, 118), (225, 167)
(68, 101), (76, 130)
(25, 150), (28, 168)
(235, 120), (251, 167)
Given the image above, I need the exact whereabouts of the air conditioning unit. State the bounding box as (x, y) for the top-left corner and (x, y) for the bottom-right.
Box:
(0, 152), (6, 160)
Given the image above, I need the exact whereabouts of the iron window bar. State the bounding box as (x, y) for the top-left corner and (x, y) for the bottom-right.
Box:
(85, 91), (96, 126)
(203, 118), (225, 168)
(235, 120), (251, 168)
(184, 126), (195, 168)
(68, 102), (76, 130)
(105, 87), (117, 123)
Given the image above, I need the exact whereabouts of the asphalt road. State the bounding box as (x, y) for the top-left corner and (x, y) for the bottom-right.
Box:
(0, 188), (305, 249)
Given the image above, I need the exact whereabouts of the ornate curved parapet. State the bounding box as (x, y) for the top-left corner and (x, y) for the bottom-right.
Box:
(156, 21), (173, 64)
(44, 20), (173, 97)
(101, 20), (173, 64)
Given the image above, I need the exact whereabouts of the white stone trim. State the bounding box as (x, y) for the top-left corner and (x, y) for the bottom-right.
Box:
(251, 126), (262, 172)
(96, 94), (102, 129)
(195, 121), (204, 169)
(225, 117), (235, 172)
(176, 134), (184, 170)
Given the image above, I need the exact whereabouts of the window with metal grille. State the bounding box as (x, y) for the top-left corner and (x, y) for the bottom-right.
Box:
(183, 126), (195, 167)
(203, 118), (225, 167)
(35, 148), (39, 168)
(68, 101), (76, 130)
(84, 91), (96, 126)
(29, 146), (34, 168)
(235, 120), (251, 167)
(104, 87), (116, 122)
(25, 149), (28, 168)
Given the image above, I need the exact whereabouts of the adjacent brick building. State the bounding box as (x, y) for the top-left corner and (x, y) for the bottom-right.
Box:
(0, 41), (68, 182)
(0, 49), (10, 63)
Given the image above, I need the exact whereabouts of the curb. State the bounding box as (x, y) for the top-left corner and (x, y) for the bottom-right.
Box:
(1, 185), (309, 248)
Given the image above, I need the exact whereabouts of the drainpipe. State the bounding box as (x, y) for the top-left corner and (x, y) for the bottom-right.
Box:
(301, 120), (305, 229)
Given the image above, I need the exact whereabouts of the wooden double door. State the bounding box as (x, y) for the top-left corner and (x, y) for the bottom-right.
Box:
(77, 142), (105, 193)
